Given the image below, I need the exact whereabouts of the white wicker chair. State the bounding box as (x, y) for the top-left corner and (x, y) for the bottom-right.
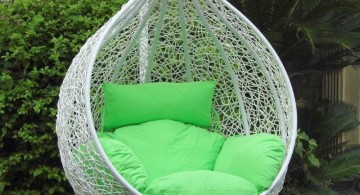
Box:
(56, 0), (297, 194)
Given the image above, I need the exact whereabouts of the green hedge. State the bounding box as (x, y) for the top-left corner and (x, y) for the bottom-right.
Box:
(0, 0), (126, 194)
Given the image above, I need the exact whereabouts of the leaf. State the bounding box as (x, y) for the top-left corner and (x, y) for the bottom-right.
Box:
(298, 131), (309, 140)
(299, 20), (333, 51)
(308, 138), (317, 148)
(295, 140), (304, 158)
(337, 14), (360, 33)
(0, 92), (4, 113)
(0, 182), (4, 193)
(308, 153), (321, 167)
(334, 32), (360, 50)
(33, 168), (44, 177)
(322, 148), (360, 180)
(317, 103), (360, 149)
(301, 0), (321, 14)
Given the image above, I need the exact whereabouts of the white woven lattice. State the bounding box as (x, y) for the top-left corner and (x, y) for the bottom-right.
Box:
(56, 0), (297, 194)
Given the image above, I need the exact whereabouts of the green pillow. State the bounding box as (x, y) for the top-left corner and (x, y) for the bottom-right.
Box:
(213, 133), (285, 192)
(102, 81), (215, 131)
(144, 170), (258, 195)
(113, 120), (225, 182)
(99, 137), (149, 192)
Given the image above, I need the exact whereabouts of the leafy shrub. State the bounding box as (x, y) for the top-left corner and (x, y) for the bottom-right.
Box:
(282, 102), (360, 194)
(0, 0), (126, 194)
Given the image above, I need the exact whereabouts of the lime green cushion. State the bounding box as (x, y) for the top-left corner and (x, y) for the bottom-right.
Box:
(102, 81), (215, 131)
(214, 133), (285, 192)
(97, 131), (116, 139)
(98, 137), (149, 192)
(144, 170), (258, 195)
(113, 120), (225, 182)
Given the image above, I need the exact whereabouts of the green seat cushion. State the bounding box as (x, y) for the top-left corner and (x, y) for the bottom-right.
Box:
(214, 133), (285, 192)
(144, 170), (258, 195)
(102, 81), (215, 131)
(113, 120), (225, 182)
(98, 137), (149, 192)
(97, 131), (116, 139)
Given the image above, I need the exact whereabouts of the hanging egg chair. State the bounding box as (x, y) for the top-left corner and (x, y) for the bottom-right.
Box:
(56, 0), (297, 194)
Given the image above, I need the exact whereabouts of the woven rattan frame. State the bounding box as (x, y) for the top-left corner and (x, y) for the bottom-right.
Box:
(56, 0), (297, 194)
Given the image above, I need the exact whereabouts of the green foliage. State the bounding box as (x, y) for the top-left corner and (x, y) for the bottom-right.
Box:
(295, 130), (321, 169)
(283, 102), (360, 194)
(230, 1), (360, 193)
(332, 176), (360, 194)
(0, 0), (126, 194)
(282, 130), (322, 194)
(298, 102), (360, 157)
(229, 0), (360, 74)
(321, 149), (360, 180)
(311, 103), (360, 153)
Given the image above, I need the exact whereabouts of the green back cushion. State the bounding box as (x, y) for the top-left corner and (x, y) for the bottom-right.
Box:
(213, 133), (285, 192)
(98, 137), (149, 192)
(113, 120), (225, 182)
(102, 81), (215, 131)
(144, 170), (258, 195)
